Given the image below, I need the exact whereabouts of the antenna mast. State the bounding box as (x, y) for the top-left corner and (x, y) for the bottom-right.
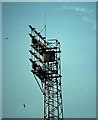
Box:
(45, 13), (46, 41)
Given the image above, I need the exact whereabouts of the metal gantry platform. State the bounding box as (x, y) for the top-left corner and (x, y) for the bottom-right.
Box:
(29, 25), (63, 120)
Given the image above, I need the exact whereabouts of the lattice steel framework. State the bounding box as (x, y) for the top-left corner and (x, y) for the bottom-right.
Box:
(29, 25), (63, 120)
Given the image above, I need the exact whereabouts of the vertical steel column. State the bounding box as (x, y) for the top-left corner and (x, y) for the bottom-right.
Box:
(43, 40), (63, 120)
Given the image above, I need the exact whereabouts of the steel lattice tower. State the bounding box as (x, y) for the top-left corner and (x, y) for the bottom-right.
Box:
(29, 25), (63, 120)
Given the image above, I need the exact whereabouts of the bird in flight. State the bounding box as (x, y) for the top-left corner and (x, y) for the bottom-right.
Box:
(23, 104), (26, 108)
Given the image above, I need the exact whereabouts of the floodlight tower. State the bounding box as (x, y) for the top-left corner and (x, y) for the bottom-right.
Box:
(29, 25), (63, 120)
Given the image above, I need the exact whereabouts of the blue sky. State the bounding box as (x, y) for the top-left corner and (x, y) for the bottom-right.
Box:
(2, 2), (96, 118)
(0, 2), (2, 120)
(1, 0), (98, 2)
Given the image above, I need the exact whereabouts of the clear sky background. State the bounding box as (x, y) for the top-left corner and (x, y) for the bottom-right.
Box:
(0, 1), (2, 120)
(2, 2), (96, 118)
(1, 0), (98, 2)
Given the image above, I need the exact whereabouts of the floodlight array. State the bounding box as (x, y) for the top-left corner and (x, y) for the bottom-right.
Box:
(29, 25), (63, 120)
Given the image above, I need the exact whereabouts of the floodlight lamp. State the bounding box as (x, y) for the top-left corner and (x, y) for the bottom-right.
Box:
(29, 25), (35, 31)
